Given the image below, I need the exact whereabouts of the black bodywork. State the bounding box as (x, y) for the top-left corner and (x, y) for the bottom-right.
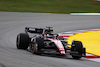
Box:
(16, 27), (86, 59)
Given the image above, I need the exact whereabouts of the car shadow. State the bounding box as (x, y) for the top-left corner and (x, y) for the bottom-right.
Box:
(35, 53), (86, 61)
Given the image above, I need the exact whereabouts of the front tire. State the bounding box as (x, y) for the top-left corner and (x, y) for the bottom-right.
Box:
(16, 33), (29, 50)
(71, 41), (83, 59)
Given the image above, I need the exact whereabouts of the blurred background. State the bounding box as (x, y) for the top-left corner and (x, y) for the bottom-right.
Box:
(0, 0), (100, 13)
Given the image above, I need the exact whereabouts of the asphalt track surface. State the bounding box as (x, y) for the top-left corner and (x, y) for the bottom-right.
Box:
(0, 12), (100, 67)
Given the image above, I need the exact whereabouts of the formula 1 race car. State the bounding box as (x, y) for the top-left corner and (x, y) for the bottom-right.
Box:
(16, 27), (86, 59)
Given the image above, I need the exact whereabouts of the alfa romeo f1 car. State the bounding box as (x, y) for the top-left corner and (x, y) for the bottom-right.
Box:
(16, 27), (86, 59)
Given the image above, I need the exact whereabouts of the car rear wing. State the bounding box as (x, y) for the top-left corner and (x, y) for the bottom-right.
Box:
(25, 27), (43, 34)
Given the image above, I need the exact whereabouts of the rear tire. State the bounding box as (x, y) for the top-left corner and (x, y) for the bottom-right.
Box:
(71, 41), (83, 59)
(16, 33), (29, 50)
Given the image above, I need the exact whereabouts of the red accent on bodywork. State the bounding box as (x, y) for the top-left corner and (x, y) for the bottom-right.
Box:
(33, 35), (37, 37)
(48, 38), (65, 55)
(65, 46), (70, 49)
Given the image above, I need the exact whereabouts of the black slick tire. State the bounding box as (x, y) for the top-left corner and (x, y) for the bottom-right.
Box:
(33, 37), (44, 54)
(16, 33), (29, 50)
(71, 41), (83, 59)
(36, 37), (44, 49)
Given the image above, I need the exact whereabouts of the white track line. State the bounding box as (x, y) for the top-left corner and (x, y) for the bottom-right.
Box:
(71, 13), (100, 15)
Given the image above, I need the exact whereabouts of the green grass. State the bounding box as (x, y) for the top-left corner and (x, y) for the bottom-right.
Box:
(0, 0), (100, 13)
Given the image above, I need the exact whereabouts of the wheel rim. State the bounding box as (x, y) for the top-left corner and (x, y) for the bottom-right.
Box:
(17, 35), (20, 48)
(35, 43), (38, 53)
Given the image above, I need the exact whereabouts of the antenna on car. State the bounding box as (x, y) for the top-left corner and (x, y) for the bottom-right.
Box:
(46, 27), (52, 29)
(45, 27), (53, 34)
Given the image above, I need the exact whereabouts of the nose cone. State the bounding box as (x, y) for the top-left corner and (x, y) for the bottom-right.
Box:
(59, 49), (65, 55)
